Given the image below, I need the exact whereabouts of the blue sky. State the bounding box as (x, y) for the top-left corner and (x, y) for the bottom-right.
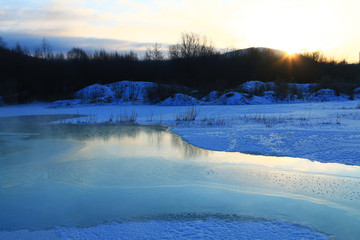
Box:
(1, 0), (360, 62)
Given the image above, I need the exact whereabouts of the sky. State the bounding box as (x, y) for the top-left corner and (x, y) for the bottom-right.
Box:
(0, 0), (360, 62)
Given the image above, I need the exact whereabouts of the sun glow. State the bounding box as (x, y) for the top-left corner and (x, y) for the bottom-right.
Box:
(284, 48), (300, 55)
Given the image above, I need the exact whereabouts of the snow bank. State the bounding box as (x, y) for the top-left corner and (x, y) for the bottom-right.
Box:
(107, 80), (157, 103)
(217, 92), (249, 105)
(239, 81), (267, 93)
(75, 84), (114, 103)
(249, 91), (277, 104)
(73, 81), (159, 104)
(308, 89), (348, 102)
(51, 80), (356, 107)
(160, 93), (201, 106)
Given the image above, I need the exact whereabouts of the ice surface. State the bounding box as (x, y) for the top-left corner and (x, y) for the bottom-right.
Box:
(0, 118), (359, 239)
(1, 101), (360, 166)
(1, 99), (360, 239)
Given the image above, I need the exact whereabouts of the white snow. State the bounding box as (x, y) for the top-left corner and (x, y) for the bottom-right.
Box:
(107, 80), (157, 103)
(239, 80), (267, 93)
(0, 218), (330, 240)
(2, 100), (360, 165)
(49, 80), (353, 108)
(75, 83), (114, 102)
(1, 80), (360, 240)
(72, 80), (159, 105)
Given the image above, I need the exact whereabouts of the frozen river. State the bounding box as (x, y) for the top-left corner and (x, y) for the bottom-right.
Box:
(0, 115), (359, 239)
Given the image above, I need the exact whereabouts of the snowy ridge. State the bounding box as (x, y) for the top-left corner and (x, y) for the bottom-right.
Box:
(50, 80), (357, 107)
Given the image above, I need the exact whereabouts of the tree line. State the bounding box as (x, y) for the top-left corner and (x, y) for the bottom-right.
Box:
(0, 33), (359, 103)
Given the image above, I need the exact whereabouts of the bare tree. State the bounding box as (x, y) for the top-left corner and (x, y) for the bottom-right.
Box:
(168, 44), (181, 59)
(302, 50), (327, 62)
(145, 43), (164, 61)
(34, 38), (53, 59)
(168, 32), (217, 59)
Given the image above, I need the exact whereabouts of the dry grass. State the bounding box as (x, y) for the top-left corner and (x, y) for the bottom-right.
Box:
(176, 106), (200, 121)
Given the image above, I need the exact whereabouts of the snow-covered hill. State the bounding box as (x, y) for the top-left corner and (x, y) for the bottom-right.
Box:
(50, 80), (356, 108)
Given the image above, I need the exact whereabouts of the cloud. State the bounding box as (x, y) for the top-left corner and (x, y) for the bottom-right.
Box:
(0, 32), (152, 54)
(1, 0), (360, 61)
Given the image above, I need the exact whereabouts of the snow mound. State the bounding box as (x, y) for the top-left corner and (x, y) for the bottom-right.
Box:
(74, 84), (114, 103)
(308, 89), (348, 102)
(201, 91), (221, 103)
(217, 92), (249, 105)
(107, 81), (157, 103)
(240, 81), (265, 92)
(353, 87), (360, 100)
(160, 93), (201, 106)
(249, 91), (276, 104)
(73, 81), (159, 104)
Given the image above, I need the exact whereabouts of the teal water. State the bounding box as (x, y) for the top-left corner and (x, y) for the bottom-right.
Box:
(0, 115), (359, 239)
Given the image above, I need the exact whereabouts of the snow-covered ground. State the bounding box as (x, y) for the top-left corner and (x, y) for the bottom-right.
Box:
(0, 217), (330, 240)
(2, 100), (360, 165)
(1, 81), (360, 239)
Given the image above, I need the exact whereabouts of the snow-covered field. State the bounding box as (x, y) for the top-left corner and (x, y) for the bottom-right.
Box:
(1, 100), (360, 166)
(1, 217), (331, 240)
(1, 82), (360, 239)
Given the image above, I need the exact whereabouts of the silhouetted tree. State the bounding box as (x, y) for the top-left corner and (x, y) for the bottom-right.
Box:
(145, 43), (164, 61)
(168, 33), (217, 59)
(67, 47), (88, 60)
(34, 38), (53, 59)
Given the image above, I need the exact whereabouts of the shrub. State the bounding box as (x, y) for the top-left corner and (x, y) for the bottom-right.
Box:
(176, 106), (199, 121)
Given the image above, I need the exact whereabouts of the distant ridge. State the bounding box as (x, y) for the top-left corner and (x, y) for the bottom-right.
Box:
(222, 47), (287, 58)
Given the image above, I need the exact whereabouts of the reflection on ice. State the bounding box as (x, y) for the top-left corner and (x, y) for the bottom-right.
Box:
(0, 115), (359, 239)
